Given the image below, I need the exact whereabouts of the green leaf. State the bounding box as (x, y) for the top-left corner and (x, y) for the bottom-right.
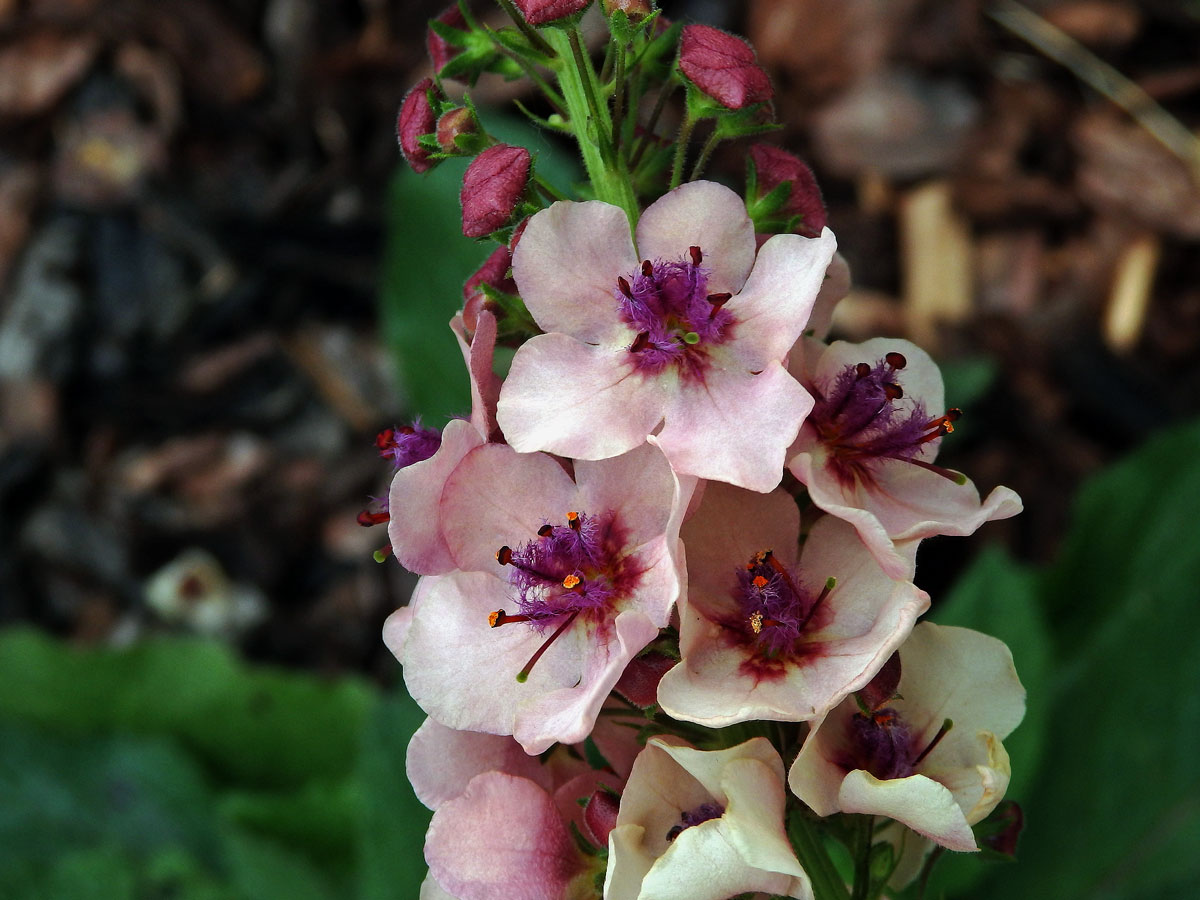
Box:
(356, 691), (433, 900)
(224, 829), (338, 900)
(939, 356), (999, 415)
(220, 779), (360, 867)
(0, 630), (373, 789)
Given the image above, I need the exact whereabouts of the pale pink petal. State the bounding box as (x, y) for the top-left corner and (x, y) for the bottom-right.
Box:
(606, 825), (656, 900)
(732, 229), (838, 363)
(406, 717), (551, 811)
(719, 759), (812, 894)
(439, 443), (577, 576)
(382, 604), (415, 660)
(497, 333), (666, 460)
(807, 252), (851, 341)
(419, 874), (460, 900)
(512, 199), (636, 343)
(932, 732), (1011, 826)
(575, 439), (679, 556)
(658, 363), (810, 492)
(425, 772), (586, 900)
(451, 309), (501, 441)
(638, 821), (801, 900)
(636, 181), (756, 294)
(837, 770), (978, 852)
(387, 418), (484, 575)
(787, 706), (851, 816)
(512, 609), (662, 753)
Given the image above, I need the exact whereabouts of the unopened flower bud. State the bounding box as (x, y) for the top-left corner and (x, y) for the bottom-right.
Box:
(678, 24), (773, 110)
(582, 788), (621, 847)
(979, 801), (1024, 859)
(460, 144), (530, 238)
(462, 245), (516, 331)
(396, 78), (439, 173)
(436, 107), (477, 154)
(426, 4), (467, 73)
(602, 0), (651, 20)
(513, 0), (591, 26)
(749, 143), (826, 237)
(614, 650), (675, 708)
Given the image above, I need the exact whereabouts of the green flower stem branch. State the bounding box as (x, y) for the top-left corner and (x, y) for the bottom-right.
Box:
(789, 810), (852, 900)
(545, 27), (639, 228)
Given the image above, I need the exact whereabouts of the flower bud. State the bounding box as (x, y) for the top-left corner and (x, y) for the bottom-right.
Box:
(678, 24), (773, 110)
(602, 0), (651, 20)
(436, 107), (477, 154)
(426, 4), (467, 73)
(513, 0), (590, 26)
(460, 144), (530, 238)
(462, 245), (516, 332)
(581, 788), (621, 847)
(396, 78), (438, 173)
(749, 143), (826, 237)
(614, 650), (675, 708)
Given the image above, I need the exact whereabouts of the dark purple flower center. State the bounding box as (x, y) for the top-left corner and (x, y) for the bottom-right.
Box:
(489, 510), (635, 682)
(842, 708), (953, 780)
(730, 550), (834, 660)
(616, 246), (735, 379)
(376, 422), (441, 469)
(808, 352), (960, 486)
(666, 801), (725, 842)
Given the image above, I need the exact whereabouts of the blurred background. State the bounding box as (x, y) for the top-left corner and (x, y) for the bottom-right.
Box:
(0, 0), (1197, 897)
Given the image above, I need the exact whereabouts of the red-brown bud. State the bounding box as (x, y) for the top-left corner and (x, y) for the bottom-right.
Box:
(678, 24), (773, 110)
(513, 0), (591, 25)
(749, 143), (827, 238)
(582, 788), (621, 847)
(427, 4), (467, 73)
(436, 107), (476, 153)
(460, 144), (530, 238)
(462, 245), (516, 332)
(602, 0), (651, 19)
(614, 651), (675, 708)
(396, 78), (438, 173)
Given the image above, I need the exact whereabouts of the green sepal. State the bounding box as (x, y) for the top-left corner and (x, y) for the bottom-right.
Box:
(479, 282), (539, 341)
(487, 24), (558, 69)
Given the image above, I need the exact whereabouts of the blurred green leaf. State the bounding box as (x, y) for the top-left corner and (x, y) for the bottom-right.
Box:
(939, 356), (998, 414)
(380, 112), (577, 424)
(356, 690), (432, 900)
(0, 630), (373, 789)
(38, 847), (135, 900)
(220, 779), (359, 867)
(224, 829), (339, 900)
(963, 419), (1200, 899)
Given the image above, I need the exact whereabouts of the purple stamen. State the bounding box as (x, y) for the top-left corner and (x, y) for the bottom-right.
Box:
(665, 801), (724, 842)
(734, 550), (831, 659)
(615, 250), (735, 379)
(376, 421), (441, 469)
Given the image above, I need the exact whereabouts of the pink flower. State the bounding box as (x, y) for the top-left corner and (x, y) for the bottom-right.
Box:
(657, 482), (928, 726)
(749, 143), (826, 238)
(788, 623), (1025, 852)
(678, 25), (773, 110)
(397, 79), (439, 174)
(787, 338), (1022, 578)
(606, 737), (812, 900)
(461, 144), (530, 238)
(497, 181), (837, 492)
(398, 440), (688, 753)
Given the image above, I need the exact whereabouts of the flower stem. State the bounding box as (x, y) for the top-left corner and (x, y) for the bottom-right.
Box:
(788, 809), (851, 900)
(495, 0), (557, 58)
(850, 815), (874, 900)
(688, 125), (722, 181)
(545, 27), (639, 228)
(668, 113), (697, 190)
(612, 40), (628, 161)
(629, 78), (676, 171)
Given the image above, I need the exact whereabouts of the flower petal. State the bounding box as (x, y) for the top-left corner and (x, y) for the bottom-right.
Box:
(837, 770), (978, 852)
(512, 199), (636, 343)
(497, 333), (666, 460)
(636, 181), (756, 295)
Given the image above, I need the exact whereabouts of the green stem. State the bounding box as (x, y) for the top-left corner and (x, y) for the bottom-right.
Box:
(788, 810), (851, 900)
(534, 173), (568, 202)
(851, 815), (874, 900)
(484, 27), (567, 115)
(688, 125), (721, 181)
(629, 78), (676, 170)
(495, 0), (557, 57)
(567, 26), (613, 163)
(544, 28), (638, 227)
(612, 41), (628, 161)
(669, 113), (697, 189)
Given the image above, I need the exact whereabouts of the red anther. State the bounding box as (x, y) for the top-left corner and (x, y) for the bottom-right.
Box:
(883, 382), (904, 401)
(752, 575), (768, 588)
(537, 524), (553, 537)
(357, 510), (390, 527)
(641, 259), (654, 277)
(885, 351), (907, 370)
(855, 363), (872, 378)
(689, 246), (702, 266)
(488, 609), (533, 628)
(496, 546), (514, 565)
(946, 408), (962, 422)
(629, 331), (651, 353)
(871, 709), (899, 726)
(617, 276), (633, 298)
(566, 511), (581, 531)
(375, 428), (395, 450)
(562, 574), (582, 590)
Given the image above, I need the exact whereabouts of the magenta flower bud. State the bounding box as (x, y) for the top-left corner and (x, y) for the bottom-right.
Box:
(436, 107), (476, 154)
(396, 78), (438, 174)
(460, 144), (530, 238)
(426, 4), (466, 73)
(462, 245), (516, 332)
(614, 650), (675, 708)
(513, 0), (590, 26)
(980, 801), (1024, 858)
(582, 788), (621, 847)
(678, 24), (773, 110)
(749, 143), (827, 238)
